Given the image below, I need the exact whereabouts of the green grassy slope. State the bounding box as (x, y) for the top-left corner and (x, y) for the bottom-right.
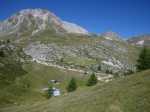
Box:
(30, 30), (96, 45)
(0, 44), (28, 106)
(1, 70), (150, 112)
(0, 62), (87, 106)
(22, 62), (88, 91)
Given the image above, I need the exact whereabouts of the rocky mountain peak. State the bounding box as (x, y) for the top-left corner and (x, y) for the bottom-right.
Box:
(18, 9), (60, 23)
(101, 31), (122, 41)
(127, 34), (150, 46)
(0, 9), (89, 36)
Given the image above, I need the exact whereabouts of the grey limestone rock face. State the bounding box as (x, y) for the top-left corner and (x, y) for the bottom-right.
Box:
(24, 40), (137, 74)
(0, 9), (89, 36)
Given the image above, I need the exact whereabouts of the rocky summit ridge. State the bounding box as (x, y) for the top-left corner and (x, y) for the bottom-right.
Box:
(0, 9), (89, 36)
(127, 34), (150, 46)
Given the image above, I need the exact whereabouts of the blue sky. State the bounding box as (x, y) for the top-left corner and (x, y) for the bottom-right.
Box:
(0, 0), (150, 38)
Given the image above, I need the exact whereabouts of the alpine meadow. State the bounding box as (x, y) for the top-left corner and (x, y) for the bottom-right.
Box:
(0, 0), (150, 112)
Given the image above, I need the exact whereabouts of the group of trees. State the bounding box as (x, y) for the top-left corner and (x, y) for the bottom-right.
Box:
(67, 73), (98, 92)
(47, 46), (150, 98)
(61, 46), (150, 93)
(136, 47), (150, 71)
(47, 46), (150, 97)
(47, 73), (98, 98)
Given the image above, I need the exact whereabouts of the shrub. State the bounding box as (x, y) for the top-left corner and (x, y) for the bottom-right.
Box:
(47, 85), (53, 99)
(124, 70), (134, 75)
(66, 78), (77, 92)
(87, 73), (98, 86)
(136, 47), (150, 71)
(6, 39), (10, 44)
(105, 69), (112, 74)
(0, 50), (5, 57)
(98, 65), (101, 71)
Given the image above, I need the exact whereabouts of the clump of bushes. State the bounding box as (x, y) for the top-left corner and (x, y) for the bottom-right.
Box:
(66, 73), (98, 93)
(66, 78), (77, 92)
(86, 73), (98, 86)
(105, 69), (112, 74)
(0, 50), (5, 57)
(136, 47), (150, 71)
(46, 85), (53, 99)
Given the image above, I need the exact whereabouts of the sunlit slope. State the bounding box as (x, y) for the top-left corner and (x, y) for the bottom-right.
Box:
(0, 62), (87, 106)
(1, 70), (150, 112)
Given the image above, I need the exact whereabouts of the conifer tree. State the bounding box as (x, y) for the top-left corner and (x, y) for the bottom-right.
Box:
(67, 78), (77, 92)
(87, 73), (98, 86)
(47, 85), (53, 98)
(137, 47), (150, 71)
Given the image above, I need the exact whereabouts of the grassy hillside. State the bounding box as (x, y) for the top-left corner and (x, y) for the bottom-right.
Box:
(0, 70), (150, 112)
(0, 62), (88, 106)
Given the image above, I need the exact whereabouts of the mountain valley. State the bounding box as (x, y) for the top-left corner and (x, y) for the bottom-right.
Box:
(0, 8), (149, 112)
